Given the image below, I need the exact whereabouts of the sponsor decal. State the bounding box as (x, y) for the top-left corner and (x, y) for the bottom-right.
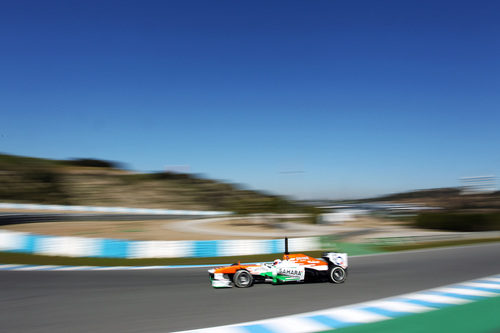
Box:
(278, 268), (303, 277)
(289, 256), (321, 264)
(290, 256), (310, 261)
(334, 256), (344, 266)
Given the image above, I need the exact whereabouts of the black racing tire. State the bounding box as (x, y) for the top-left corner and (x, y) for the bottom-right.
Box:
(328, 266), (347, 284)
(233, 270), (254, 288)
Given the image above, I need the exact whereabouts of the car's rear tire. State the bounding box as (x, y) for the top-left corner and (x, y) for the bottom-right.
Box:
(233, 270), (254, 288)
(328, 266), (346, 283)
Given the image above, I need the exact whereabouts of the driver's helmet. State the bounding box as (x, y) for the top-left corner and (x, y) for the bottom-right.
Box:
(273, 259), (281, 266)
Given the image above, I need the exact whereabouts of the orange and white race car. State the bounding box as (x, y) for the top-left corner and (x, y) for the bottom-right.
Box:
(208, 238), (348, 288)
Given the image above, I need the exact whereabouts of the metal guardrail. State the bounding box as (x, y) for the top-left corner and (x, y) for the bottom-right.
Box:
(0, 213), (215, 225)
(0, 203), (232, 216)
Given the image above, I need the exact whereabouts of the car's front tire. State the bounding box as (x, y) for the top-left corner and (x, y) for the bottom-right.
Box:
(328, 266), (347, 283)
(233, 270), (254, 288)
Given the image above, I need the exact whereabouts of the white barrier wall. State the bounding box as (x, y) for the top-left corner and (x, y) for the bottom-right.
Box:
(0, 229), (322, 258)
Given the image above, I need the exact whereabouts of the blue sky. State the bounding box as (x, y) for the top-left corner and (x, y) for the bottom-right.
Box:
(1, 0), (499, 199)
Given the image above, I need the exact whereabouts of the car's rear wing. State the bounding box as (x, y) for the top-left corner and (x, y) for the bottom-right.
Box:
(322, 252), (348, 269)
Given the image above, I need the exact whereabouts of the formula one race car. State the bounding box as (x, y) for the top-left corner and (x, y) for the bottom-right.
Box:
(208, 238), (348, 288)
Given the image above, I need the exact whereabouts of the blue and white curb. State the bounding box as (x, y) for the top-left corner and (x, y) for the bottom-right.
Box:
(0, 202), (232, 216)
(0, 229), (320, 258)
(177, 274), (500, 333)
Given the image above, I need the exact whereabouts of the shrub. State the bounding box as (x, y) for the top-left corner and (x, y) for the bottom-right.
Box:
(415, 212), (500, 232)
(62, 158), (122, 169)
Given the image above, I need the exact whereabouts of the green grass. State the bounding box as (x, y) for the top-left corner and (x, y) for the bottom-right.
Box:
(321, 296), (500, 333)
(380, 237), (500, 252)
(332, 241), (382, 255)
(0, 251), (326, 266)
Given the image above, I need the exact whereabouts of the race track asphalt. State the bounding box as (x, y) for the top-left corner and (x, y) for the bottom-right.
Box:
(1, 243), (499, 333)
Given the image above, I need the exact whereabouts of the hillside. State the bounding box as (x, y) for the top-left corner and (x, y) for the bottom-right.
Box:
(369, 188), (500, 211)
(0, 153), (310, 214)
(309, 187), (500, 212)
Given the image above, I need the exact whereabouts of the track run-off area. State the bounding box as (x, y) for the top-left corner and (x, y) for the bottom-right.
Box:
(1, 243), (499, 333)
